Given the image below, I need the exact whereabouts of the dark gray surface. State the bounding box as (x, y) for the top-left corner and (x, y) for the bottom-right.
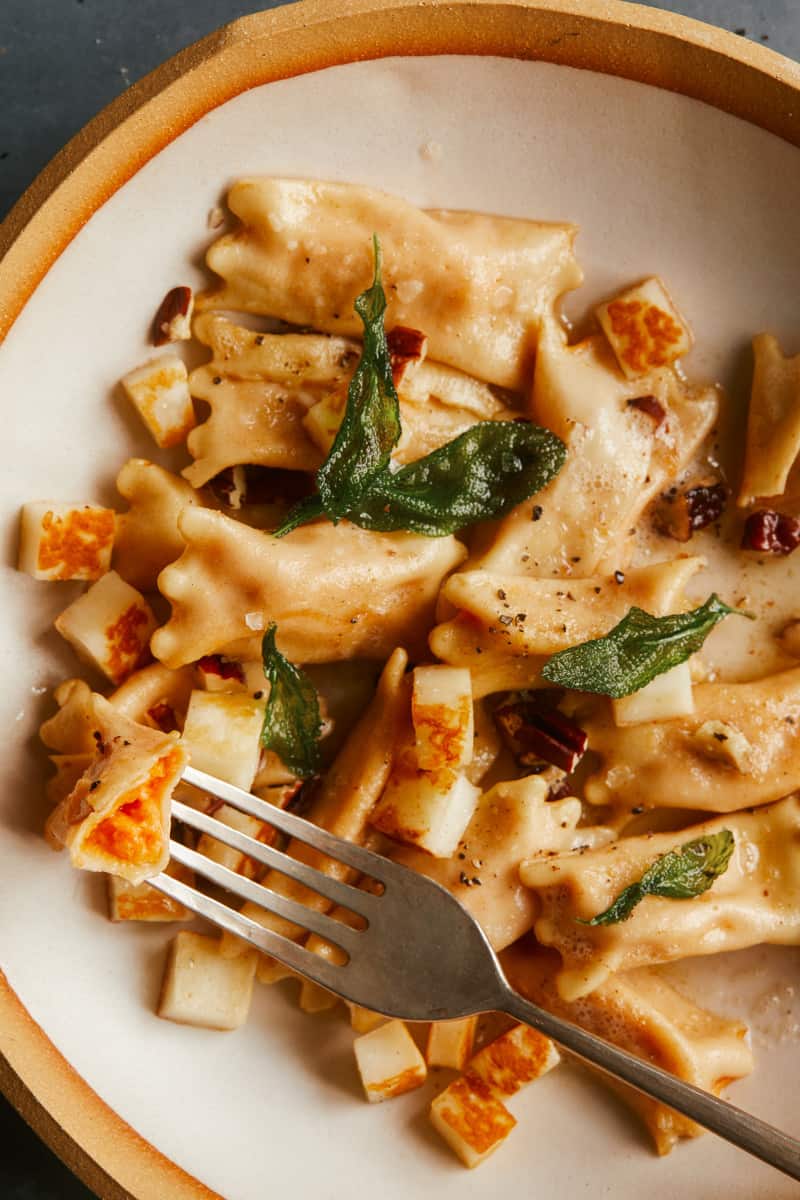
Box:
(0, 1), (797, 1198)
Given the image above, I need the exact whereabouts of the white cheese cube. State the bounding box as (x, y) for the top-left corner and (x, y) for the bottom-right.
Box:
(612, 661), (695, 726)
(412, 665), (474, 770)
(353, 1019), (427, 1103)
(55, 571), (157, 684)
(19, 501), (115, 581)
(596, 277), (692, 379)
(426, 1017), (478, 1070)
(181, 691), (265, 791)
(371, 761), (480, 858)
(429, 1076), (516, 1168)
(348, 1004), (389, 1034)
(158, 931), (257, 1030)
(466, 1023), (560, 1096)
(302, 386), (347, 455)
(121, 355), (195, 449)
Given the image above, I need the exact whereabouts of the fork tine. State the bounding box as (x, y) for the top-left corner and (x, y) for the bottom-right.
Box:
(172, 799), (375, 917)
(149, 870), (350, 995)
(181, 765), (398, 880)
(168, 840), (363, 954)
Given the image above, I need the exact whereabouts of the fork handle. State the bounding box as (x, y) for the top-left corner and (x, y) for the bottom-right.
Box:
(501, 986), (800, 1182)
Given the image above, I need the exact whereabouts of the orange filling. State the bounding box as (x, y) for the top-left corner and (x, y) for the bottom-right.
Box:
(37, 508), (115, 579)
(86, 748), (180, 867)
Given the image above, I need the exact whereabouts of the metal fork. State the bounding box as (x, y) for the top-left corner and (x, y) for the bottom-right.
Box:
(151, 765), (800, 1182)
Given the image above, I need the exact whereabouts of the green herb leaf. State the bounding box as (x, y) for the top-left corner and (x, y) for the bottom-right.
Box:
(274, 236), (566, 539)
(541, 594), (751, 698)
(339, 421), (567, 536)
(318, 234), (401, 521)
(260, 624), (322, 779)
(580, 829), (735, 925)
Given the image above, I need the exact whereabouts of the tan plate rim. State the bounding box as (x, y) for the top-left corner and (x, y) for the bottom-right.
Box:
(1, 1), (799, 1197)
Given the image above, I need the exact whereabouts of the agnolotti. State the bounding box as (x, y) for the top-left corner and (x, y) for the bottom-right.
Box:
(185, 313), (518, 487)
(388, 776), (611, 952)
(584, 666), (800, 812)
(430, 559), (703, 677)
(45, 693), (187, 884)
(113, 459), (200, 592)
(197, 178), (583, 390)
(470, 321), (718, 576)
(738, 333), (800, 505)
(520, 797), (800, 1000)
(151, 506), (465, 668)
(501, 940), (753, 1155)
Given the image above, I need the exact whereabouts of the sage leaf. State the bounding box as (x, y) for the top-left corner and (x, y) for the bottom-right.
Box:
(580, 829), (735, 925)
(541, 594), (750, 698)
(317, 234), (401, 520)
(342, 421), (567, 536)
(260, 624), (322, 779)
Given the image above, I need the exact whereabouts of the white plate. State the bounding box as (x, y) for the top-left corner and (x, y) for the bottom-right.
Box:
(2, 29), (800, 1200)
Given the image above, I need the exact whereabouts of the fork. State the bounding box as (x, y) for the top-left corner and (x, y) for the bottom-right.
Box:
(151, 765), (800, 1182)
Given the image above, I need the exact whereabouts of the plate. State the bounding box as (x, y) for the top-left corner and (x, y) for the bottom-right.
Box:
(2, 2), (800, 1197)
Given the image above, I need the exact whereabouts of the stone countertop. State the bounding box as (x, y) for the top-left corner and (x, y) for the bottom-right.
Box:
(1, 1), (797, 1198)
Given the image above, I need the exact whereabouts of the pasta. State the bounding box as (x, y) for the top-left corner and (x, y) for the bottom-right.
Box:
(18, 178), (800, 1172)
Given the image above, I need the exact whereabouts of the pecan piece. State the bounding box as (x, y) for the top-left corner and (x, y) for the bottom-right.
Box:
(493, 690), (588, 774)
(387, 325), (428, 387)
(151, 285), (194, 345)
(741, 510), (800, 555)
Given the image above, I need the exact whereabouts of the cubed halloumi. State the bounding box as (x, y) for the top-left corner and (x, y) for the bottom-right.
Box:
(612, 661), (695, 726)
(426, 1017), (478, 1071)
(429, 1076), (516, 1168)
(121, 354), (195, 449)
(596, 277), (692, 379)
(180, 691), (265, 791)
(412, 665), (474, 770)
(55, 571), (157, 684)
(19, 501), (115, 581)
(466, 1023), (560, 1096)
(370, 760), (480, 858)
(158, 931), (257, 1030)
(353, 1019), (427, 1103)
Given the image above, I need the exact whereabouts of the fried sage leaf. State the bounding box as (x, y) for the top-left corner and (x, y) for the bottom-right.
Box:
(580, 829), (735, 925)
(274, 237), (566, 538)
(260, 624), (322, 778)
(343, 421), (566, 536)
(541, 594), (750, 699)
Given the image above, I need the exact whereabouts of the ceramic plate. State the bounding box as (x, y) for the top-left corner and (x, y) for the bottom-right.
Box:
(2, 2), (800, 1197)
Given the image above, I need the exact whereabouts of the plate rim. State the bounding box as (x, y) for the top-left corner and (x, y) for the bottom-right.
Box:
(1, 1), (799, 1197)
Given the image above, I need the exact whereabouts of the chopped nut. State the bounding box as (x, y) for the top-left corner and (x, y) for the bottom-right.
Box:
(493, 691), (587, 774)
(692, 720), (753, 773)
(653, 480), (727, 542)
(151, 286), (194, 345)
(741, 510), (800, 555)
(627, 395), (666, 426)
